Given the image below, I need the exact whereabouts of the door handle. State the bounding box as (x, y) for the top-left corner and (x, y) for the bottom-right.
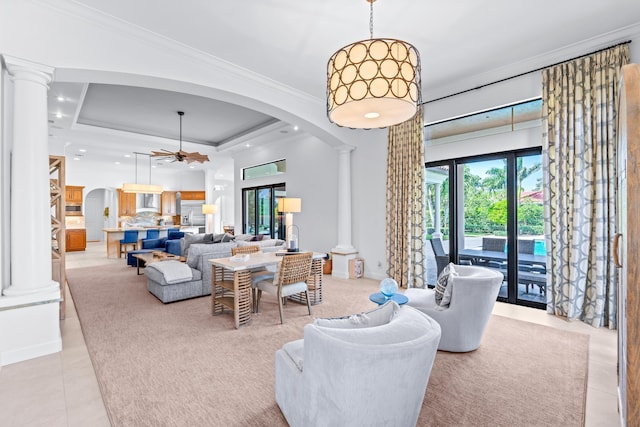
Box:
(613, 233), (623, 268)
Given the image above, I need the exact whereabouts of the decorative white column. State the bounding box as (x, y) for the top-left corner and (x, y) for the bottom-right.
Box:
(0, 56), (61, 366)
(331, 145), (359, 279)
(4, 56), (58, 296)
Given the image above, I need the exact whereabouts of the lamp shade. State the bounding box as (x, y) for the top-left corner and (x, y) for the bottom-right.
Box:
(327, 38), (421, 129)
(202, 204), (217, 214)
(122, 183), (163, 194)
(278, 198), (301, 213)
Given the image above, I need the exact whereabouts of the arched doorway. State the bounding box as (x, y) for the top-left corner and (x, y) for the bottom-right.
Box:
(85, 188), (117, 241)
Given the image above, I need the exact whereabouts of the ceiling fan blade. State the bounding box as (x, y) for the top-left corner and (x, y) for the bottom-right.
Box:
(151, 150), (175, 157)
(181, 151), (210, 163)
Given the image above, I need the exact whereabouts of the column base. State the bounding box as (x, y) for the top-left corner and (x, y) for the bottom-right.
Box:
(331, 247), (359, 279)
(0, 284), (62, 366)
(2, 280), (59, 297)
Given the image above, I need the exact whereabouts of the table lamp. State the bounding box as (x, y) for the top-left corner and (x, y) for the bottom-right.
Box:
(278, 197), (301, 252)
(202, 204), (217, 234)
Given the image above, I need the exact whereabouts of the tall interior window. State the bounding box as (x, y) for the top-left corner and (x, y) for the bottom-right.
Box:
(242, 184), (286, 239)
(425, 100), (545, 309)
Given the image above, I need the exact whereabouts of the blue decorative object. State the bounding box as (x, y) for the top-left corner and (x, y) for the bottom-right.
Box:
(369, 292), (408, 306)
(379, 278), (399, 298)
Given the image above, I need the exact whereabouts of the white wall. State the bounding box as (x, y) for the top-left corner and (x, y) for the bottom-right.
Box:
(234, 133), (340, 255)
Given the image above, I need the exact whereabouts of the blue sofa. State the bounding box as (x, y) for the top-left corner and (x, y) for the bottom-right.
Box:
(126, 231), (184, 267)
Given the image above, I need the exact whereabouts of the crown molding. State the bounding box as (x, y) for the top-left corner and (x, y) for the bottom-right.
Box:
(426, 22), (640, 102)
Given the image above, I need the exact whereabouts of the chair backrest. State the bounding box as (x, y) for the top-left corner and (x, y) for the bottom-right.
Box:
(482, 237), (506, 252)
(278, 252), (313, 286)
(122, 230), (138, 242)
(167, 227), (180, 234)
(231, 245), (260, 256)
(145, 229), (160, 240)
(517, 239), (535, 254)
(429, 238), (446, 257)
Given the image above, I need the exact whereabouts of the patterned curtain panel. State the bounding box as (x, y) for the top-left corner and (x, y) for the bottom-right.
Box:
(541, 44), (629, 328)
(386, 106), (425, 289)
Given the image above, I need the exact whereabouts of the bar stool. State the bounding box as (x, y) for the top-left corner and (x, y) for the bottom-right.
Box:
(119, 230), (139, 258)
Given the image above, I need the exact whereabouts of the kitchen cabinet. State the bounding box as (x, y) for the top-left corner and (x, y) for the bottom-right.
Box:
(161, 191), (177, 215)
(66, 229), (86, 252)
(179, 191), (205, 200)
(65, 185), (84, 204)
(117, 189), (137, 217)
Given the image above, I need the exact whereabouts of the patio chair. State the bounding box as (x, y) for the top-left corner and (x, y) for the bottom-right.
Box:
(429, 238), (450, 276)
(482, 237), (506, 268)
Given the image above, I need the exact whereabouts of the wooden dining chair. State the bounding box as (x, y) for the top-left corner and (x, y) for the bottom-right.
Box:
(231, 245), (260, 256)
(232, 245), (274, 310)
(254, 252), (313, 324)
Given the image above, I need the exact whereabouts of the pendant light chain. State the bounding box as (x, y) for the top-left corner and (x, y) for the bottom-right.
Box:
(178, 111), (184, 151)
(369, 0), (374, 39)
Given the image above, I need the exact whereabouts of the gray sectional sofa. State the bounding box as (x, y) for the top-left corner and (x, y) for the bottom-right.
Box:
(144, 234), (285, 303)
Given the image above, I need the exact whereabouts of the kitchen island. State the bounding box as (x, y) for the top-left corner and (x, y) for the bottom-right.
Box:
(103, 226), (175, 258)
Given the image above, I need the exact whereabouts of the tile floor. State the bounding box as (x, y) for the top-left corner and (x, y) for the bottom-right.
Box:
(0, 242), (621, 426)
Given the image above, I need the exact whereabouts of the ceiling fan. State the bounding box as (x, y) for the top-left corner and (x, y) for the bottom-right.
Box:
(151, 111), (209, 164)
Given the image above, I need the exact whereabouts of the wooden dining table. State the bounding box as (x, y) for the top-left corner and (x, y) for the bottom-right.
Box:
(208, 251), (326, 328)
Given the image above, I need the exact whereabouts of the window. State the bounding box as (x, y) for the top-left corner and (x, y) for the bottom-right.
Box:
(425, 99), (542, 146)
(424, 98), (545, 309)
(242, 183), (286, 239)
(242, 159), (286, 180)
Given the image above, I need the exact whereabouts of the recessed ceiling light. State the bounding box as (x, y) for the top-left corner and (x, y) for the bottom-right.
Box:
(164, 159), (171, 162)
(245, 143), (251, 147)
(151, 165), (156, 168)
(73, 157), (80, 161)
(189, 165), (195, 169)
(56, 112), (62, 119)
(115, 161), (121, 165)
(293, 125), (299, 131)
(56, 96), (64, 102)
(124, 154), (131, 158)
(78, 148), (87, 153)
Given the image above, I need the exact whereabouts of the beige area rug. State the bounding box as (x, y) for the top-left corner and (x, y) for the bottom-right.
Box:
(67, 264), (588, 427)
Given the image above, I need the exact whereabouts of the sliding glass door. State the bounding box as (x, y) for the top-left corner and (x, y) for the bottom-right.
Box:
(242, 183), (286, 239)
(426, 149), (545, 309)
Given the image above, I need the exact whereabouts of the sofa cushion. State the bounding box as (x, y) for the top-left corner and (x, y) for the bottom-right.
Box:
(142, 237), (167, 249)
(182, 233), (208, 257)
(168, 231), (185, 240)
(237, 238), (283, 249)
(434, 263), (457, 307)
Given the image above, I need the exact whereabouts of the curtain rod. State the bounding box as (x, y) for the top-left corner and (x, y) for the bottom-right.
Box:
(423, 40), (632, 105)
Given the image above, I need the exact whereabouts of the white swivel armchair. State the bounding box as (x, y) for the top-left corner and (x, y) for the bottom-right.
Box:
(275, 301), (441, 427)
(404, 264), (503, 352)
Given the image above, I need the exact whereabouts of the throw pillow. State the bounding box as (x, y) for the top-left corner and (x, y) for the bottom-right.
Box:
(203, 233), (214, 242)
(434, 263), (457, 307)
(182, 233), (207, 257)
(250, 234), (265, 241)
(220, 233), (234, 243)
(212, 233), (225, 243)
